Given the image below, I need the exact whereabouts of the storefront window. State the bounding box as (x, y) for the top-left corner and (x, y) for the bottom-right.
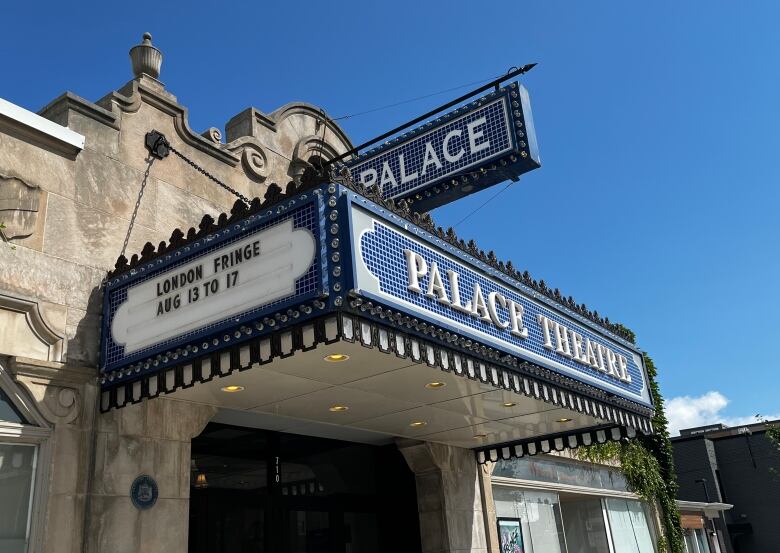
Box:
(684, 529), (697, 553)
(682, 528), (713, 553)
(493, 456), (660, 553)
(604, 498), (655, 553)
(559, 495), (610, 553)
(494, 487), (567, 553)
(0, 443), (37, 553)
(695, 529), (711, 553)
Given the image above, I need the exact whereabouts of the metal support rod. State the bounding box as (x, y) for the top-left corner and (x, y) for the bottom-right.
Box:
(325, 63), (537, 167)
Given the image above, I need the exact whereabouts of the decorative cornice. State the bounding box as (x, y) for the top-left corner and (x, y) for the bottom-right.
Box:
(38, 91), (119, 130)
(0, 293), (65, 362)
(224, 102), (353, 155)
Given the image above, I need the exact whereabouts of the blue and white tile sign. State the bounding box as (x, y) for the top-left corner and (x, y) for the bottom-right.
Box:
(100, 199), (323, 377)
(349, 203), (651, 407)
(345, 82), (540, 211)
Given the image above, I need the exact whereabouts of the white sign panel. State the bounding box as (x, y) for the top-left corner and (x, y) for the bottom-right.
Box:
(111, 219), (315, 354)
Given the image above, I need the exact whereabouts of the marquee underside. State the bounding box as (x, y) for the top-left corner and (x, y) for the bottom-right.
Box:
(100, 313), (652, 460)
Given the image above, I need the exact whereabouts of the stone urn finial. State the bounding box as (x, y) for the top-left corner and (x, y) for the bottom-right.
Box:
(129, 32), (162, 79)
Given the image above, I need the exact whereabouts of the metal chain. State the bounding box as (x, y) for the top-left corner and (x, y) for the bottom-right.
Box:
(119, 157), (155, 259)
(167, 144), (251, 206)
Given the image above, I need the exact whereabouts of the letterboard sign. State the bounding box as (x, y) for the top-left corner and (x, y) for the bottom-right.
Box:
(100, 195), (324, 379)
(345, 81), (540, 211)
(348, 198), (651, 407)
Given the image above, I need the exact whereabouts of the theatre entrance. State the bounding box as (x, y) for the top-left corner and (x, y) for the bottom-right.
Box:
(188, 423), (421, 553)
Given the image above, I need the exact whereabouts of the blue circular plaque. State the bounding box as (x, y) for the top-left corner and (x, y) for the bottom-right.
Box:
(130, 475), (158, 510)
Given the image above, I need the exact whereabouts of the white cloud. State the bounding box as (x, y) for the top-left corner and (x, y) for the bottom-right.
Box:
(664, 391), (780, 436)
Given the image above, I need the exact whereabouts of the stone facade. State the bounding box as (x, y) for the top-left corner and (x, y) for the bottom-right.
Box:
(0, 35), (503, 553)
(87, 399), (215, 553)
(0, 36), (355, 553)
(398, 440), (491, 553)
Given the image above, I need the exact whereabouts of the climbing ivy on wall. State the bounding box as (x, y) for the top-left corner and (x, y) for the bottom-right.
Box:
(576, 352), (684, 553)
(759, 417), (780, 478)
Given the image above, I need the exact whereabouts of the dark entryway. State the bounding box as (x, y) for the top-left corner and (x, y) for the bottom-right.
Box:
(189, 423), (421, 553)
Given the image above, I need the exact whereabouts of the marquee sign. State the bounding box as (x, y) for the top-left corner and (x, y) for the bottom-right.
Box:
(345, 81), (540, 211)
(100, 181), (651, 422)
(100, 193), (325, 377)
(348, 196), (651, 407)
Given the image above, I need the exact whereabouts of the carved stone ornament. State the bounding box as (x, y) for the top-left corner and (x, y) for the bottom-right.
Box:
(129, 32), (162, 79)
(12, 376), (82, 426)
(0, 173), (41, 241)
(241, 145), (268, 181)
(6, 356), (96, 427)
(40, 385), (80, 425)
(202, 127), (222, 143)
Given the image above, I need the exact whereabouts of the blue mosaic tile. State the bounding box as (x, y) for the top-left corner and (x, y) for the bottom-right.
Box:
(348, 98), (512, 199)
(359, 221), (646, 401)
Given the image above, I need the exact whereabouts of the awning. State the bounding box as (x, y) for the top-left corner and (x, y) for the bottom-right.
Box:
(99, 178), (654, 457)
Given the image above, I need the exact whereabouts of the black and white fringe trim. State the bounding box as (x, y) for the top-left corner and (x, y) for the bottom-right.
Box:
(100, 311), (653, 462)
(475, 425), (636, 464)
(100, 315), (342, 412)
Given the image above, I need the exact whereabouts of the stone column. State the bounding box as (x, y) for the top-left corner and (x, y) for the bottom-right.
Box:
(398, 439), (489, 553)
(478, 462), (500, 553)
(86, 398), (216, 553)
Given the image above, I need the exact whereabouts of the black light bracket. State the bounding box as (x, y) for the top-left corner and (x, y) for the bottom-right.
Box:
(145, 130), (170, 160)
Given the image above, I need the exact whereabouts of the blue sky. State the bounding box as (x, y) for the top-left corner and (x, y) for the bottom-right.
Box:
(3, 1), (778, 433)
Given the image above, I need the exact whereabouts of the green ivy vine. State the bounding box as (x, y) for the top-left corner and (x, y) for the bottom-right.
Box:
(576, 352), (684, 553)
(0, 222), (17, 250)
(758, 417), (780, 478)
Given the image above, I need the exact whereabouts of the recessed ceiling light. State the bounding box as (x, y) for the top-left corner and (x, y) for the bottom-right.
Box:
(409, 421), (427, 428)
(425, 381), (446, 389)
(221, 385), (245, 393)
(501, 401), (517, 407)
(329, 405), (349, 412)
(556, 417), (573, 423)
(324, 354), (350, 362)
(473, 433), (488, 439)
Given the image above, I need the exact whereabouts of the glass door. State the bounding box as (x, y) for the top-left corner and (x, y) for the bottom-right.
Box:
(285, 508), (331, 553)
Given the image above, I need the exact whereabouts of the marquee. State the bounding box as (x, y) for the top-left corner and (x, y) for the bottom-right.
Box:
(348, 194), (651, 408)
(100, 181), (652, 422)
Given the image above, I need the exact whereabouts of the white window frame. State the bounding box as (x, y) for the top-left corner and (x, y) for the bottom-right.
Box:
(492, 475), (643, 500)
(0, 362), (52, 553)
